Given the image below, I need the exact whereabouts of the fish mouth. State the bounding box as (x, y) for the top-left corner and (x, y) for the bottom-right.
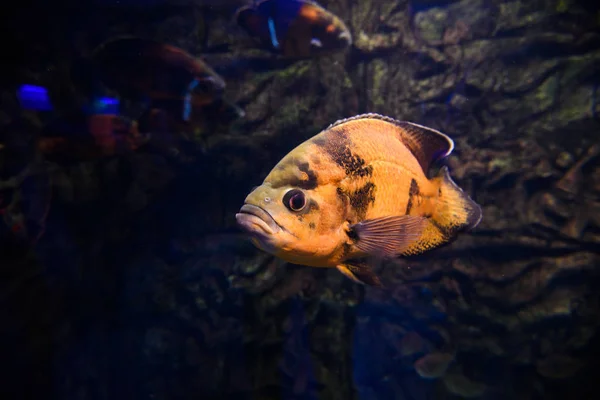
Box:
(235, 204), (281, 236)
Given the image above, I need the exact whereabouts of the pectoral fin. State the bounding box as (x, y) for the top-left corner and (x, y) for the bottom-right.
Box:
(337, 262), (382, 287)
(350, 215), (427, 258)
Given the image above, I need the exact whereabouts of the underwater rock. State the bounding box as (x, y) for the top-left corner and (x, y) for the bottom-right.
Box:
(443, 367), (487, 398)
(535, 354), (586, 379)
(399, 331), (428, 357)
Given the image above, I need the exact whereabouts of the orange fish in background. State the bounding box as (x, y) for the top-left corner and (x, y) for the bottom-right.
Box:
(13, 83), (149, 162)
(86, 37), (242, 124)
(38, 112), (149, 163)
(1, 112), (131, 245)
(236, 113), (482, 286)
(235, 0), (352, 58)
(2, 84), (156, 244)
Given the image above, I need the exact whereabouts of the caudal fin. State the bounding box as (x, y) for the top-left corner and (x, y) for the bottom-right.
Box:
(431, 166), (482, 235)
(399, 166), (481, 257)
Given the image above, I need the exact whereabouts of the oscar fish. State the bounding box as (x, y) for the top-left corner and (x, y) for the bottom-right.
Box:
(89, 37), (229, 122)
(235, 113), (482, 286)
(235, 0), (352, 58)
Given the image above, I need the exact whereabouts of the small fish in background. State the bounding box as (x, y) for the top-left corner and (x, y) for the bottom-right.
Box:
(234, 0), (352, 58)
(236, 113), (482, 286)
(38, 112), (150, 163)
(84, 36), (242, 125)
(12, 86), (149, 163)
(0, 117), (52, 245)
(0, 85), (150, 242)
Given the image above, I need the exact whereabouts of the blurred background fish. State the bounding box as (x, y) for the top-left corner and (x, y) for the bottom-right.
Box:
(234, 0), (352, 58)
(74, 37), (244, 126)
(0, 118), (52, 246)
(12, 83), (150, 163)
(37, 112), (149, 163)
(1, 84), (148, 244)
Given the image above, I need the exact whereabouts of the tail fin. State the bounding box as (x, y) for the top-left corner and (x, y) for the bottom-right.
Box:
(431, 166), (482, 236)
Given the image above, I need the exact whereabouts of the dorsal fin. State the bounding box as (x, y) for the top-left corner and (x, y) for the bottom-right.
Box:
(326, 113), (454, 175)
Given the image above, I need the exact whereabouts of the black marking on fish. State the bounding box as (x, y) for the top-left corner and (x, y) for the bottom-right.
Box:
(271, 160), (318, 190)
(341, 242), (353, 259)
(346, 227), (359, 241)
(405, 179), (420, 214)
(336, 186), (353, 222)
(325, 113), (454, 176)
(430, 218), (452, 239)
(348, 182), (376, 220)
(307, 199), (319, 212)
(314, 129), (372, 178)
(312, 136), (331, 148)
(337, 148), (373, 177)
(336, 186), (347, 203)
(309, 222), (316, 230)
(297, 161), (318, 190)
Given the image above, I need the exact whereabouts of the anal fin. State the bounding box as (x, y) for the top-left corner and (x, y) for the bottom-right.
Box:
(337, 262), (382, 287)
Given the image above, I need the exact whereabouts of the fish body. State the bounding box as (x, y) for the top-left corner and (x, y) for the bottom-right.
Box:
(236, 113), (482, 286)
(38, 112), (148, 162)
(90, 37), (228, 122)
(235, 0), (352, 58)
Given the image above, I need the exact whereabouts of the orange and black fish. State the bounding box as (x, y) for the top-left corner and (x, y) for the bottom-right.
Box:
(235, 0), (352, 58)
(236, 113), (482, 286)
(88, 37), (233, 123)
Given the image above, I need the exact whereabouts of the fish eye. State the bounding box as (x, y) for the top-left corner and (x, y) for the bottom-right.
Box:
(283, 189), (307, 212)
